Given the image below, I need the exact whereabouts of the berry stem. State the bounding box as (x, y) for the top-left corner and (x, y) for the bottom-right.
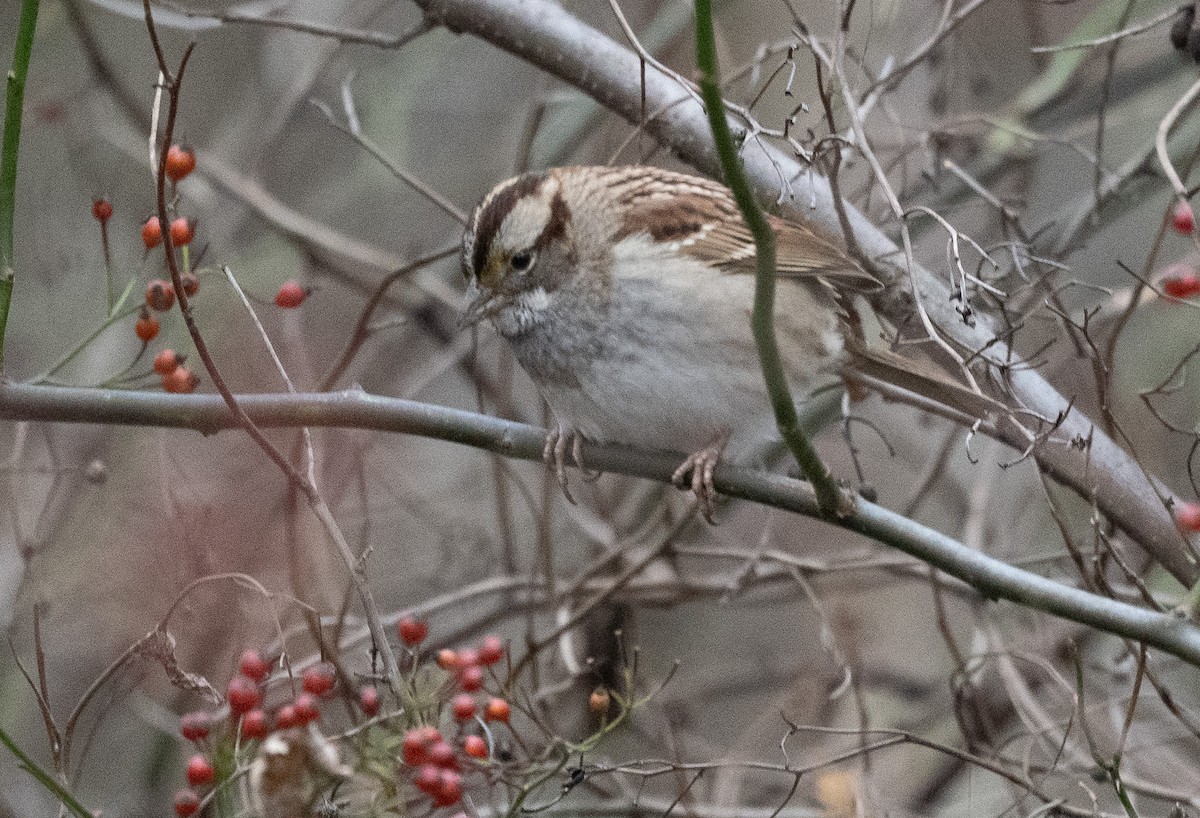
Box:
(25, 276), (140, 385)
(0, 725), (91, 818)
(0, 0), (41, 372)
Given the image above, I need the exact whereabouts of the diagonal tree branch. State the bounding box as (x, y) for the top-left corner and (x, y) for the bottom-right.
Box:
(411, 0), (1198, 586)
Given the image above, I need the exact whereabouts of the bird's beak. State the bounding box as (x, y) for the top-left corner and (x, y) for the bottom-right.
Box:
(459, 286), (501, 330)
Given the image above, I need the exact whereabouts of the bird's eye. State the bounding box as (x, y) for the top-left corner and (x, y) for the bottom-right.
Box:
(510, 251), (535, 273)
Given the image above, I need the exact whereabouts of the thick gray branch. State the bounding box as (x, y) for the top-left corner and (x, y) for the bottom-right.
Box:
(412, 0), (1198, 585)
(2, 380), (1199, 664)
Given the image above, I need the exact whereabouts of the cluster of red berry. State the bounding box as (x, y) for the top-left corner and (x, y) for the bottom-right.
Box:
(396, 613), (511, 809)
(171, 649), (360, 816)
(1163, 202), (1200, 300)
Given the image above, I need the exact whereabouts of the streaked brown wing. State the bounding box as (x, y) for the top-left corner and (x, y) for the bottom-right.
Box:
(610, 167), (879, 292)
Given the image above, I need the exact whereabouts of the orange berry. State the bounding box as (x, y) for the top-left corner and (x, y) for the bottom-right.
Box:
(146, 279), (175, 312)
(169, 217), (194, 246)
(142, 215), (163, 249)
(483, 697), (510, 723)
(462, 735), (487, 759)
(588, 687), (611, 712)
(154, 349), (180, 376)
(274, 279), (308, 308)
(165, 144), (196, 183)
(135, 312), (160, 343)
(163, 365), (198, 394)
(436, 649), (460, 670)
(92, 198), (112, 223)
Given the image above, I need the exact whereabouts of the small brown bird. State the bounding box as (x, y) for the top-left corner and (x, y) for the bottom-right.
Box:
(461, 165), (988, 517)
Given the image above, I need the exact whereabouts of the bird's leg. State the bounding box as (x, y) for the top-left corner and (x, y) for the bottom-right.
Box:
(672, 428), (730, 524)
(544, 425), (584, 504)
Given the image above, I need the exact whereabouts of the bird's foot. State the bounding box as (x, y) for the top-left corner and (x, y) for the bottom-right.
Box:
(672, 429), (730, 524)
(543, 426), (599, 503)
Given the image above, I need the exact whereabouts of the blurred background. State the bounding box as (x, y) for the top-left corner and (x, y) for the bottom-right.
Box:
(2, 0), (1200, 815)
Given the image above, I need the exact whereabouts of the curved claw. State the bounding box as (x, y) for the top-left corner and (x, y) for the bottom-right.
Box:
(544, 426), (577, 504)
(671, 430), (730, 524)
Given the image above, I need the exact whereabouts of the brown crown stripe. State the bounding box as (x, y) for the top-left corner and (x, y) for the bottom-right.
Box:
(469, 171), (545, 279)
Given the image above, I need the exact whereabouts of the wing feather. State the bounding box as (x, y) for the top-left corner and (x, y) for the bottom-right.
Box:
(609, 167), (879, 292)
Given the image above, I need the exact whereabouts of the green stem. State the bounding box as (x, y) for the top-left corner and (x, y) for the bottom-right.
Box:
(0, 725), (92, 818)
(25, 276), (139, 385)
(693, 0), (842, 516)
(0, 0), (40, 373)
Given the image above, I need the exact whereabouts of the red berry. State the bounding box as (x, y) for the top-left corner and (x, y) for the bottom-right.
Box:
(163, 365), (198, 394)
(459, 665), (484, 692)
(403, 731), (429, 766)
(238, 649), (270, 683)
(457, 648), (480, 668)
(241, 709), (270, 740)
(429, 740), (457, 769)
(1162, 265), (1200, 299)
(179, 711), (210, 742)
(226, 675), (260, 715)
(154, 349), (180, 376)
(302, 663), (335, 696)
(451, 693), (476, 721)
(415, 725), (443, 744)
(478, 635), (504, 666)
(165, 144), (197, 183)
(484, 697), (510, 723)
(185, 754), (214, 787)
(181, 272), (200, 297)
(145, 279), (175, 312)
(436, 649), (460, 670)
(142, 215), (163, 249)
(1177, 502), (1200, 532)
(274, 279), (308, 308)
(434, 771), (463, 806)
(169, 217), (194, 246)
(462, 735), (487, 759)
(294, 692), (320, 724)
(360, 686), (380, 717)
(92, 198), (112, 223)
(173, 789), (201, 818)
(1173, 200), (1195, 234)
(397, 612), (428, 646)
(413, 763), (441, 794)
(135, 312), (159, 343)
(275, 704), (299, 730)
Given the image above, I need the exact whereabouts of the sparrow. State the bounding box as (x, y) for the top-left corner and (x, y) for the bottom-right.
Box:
(460, 165), (986, 519)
